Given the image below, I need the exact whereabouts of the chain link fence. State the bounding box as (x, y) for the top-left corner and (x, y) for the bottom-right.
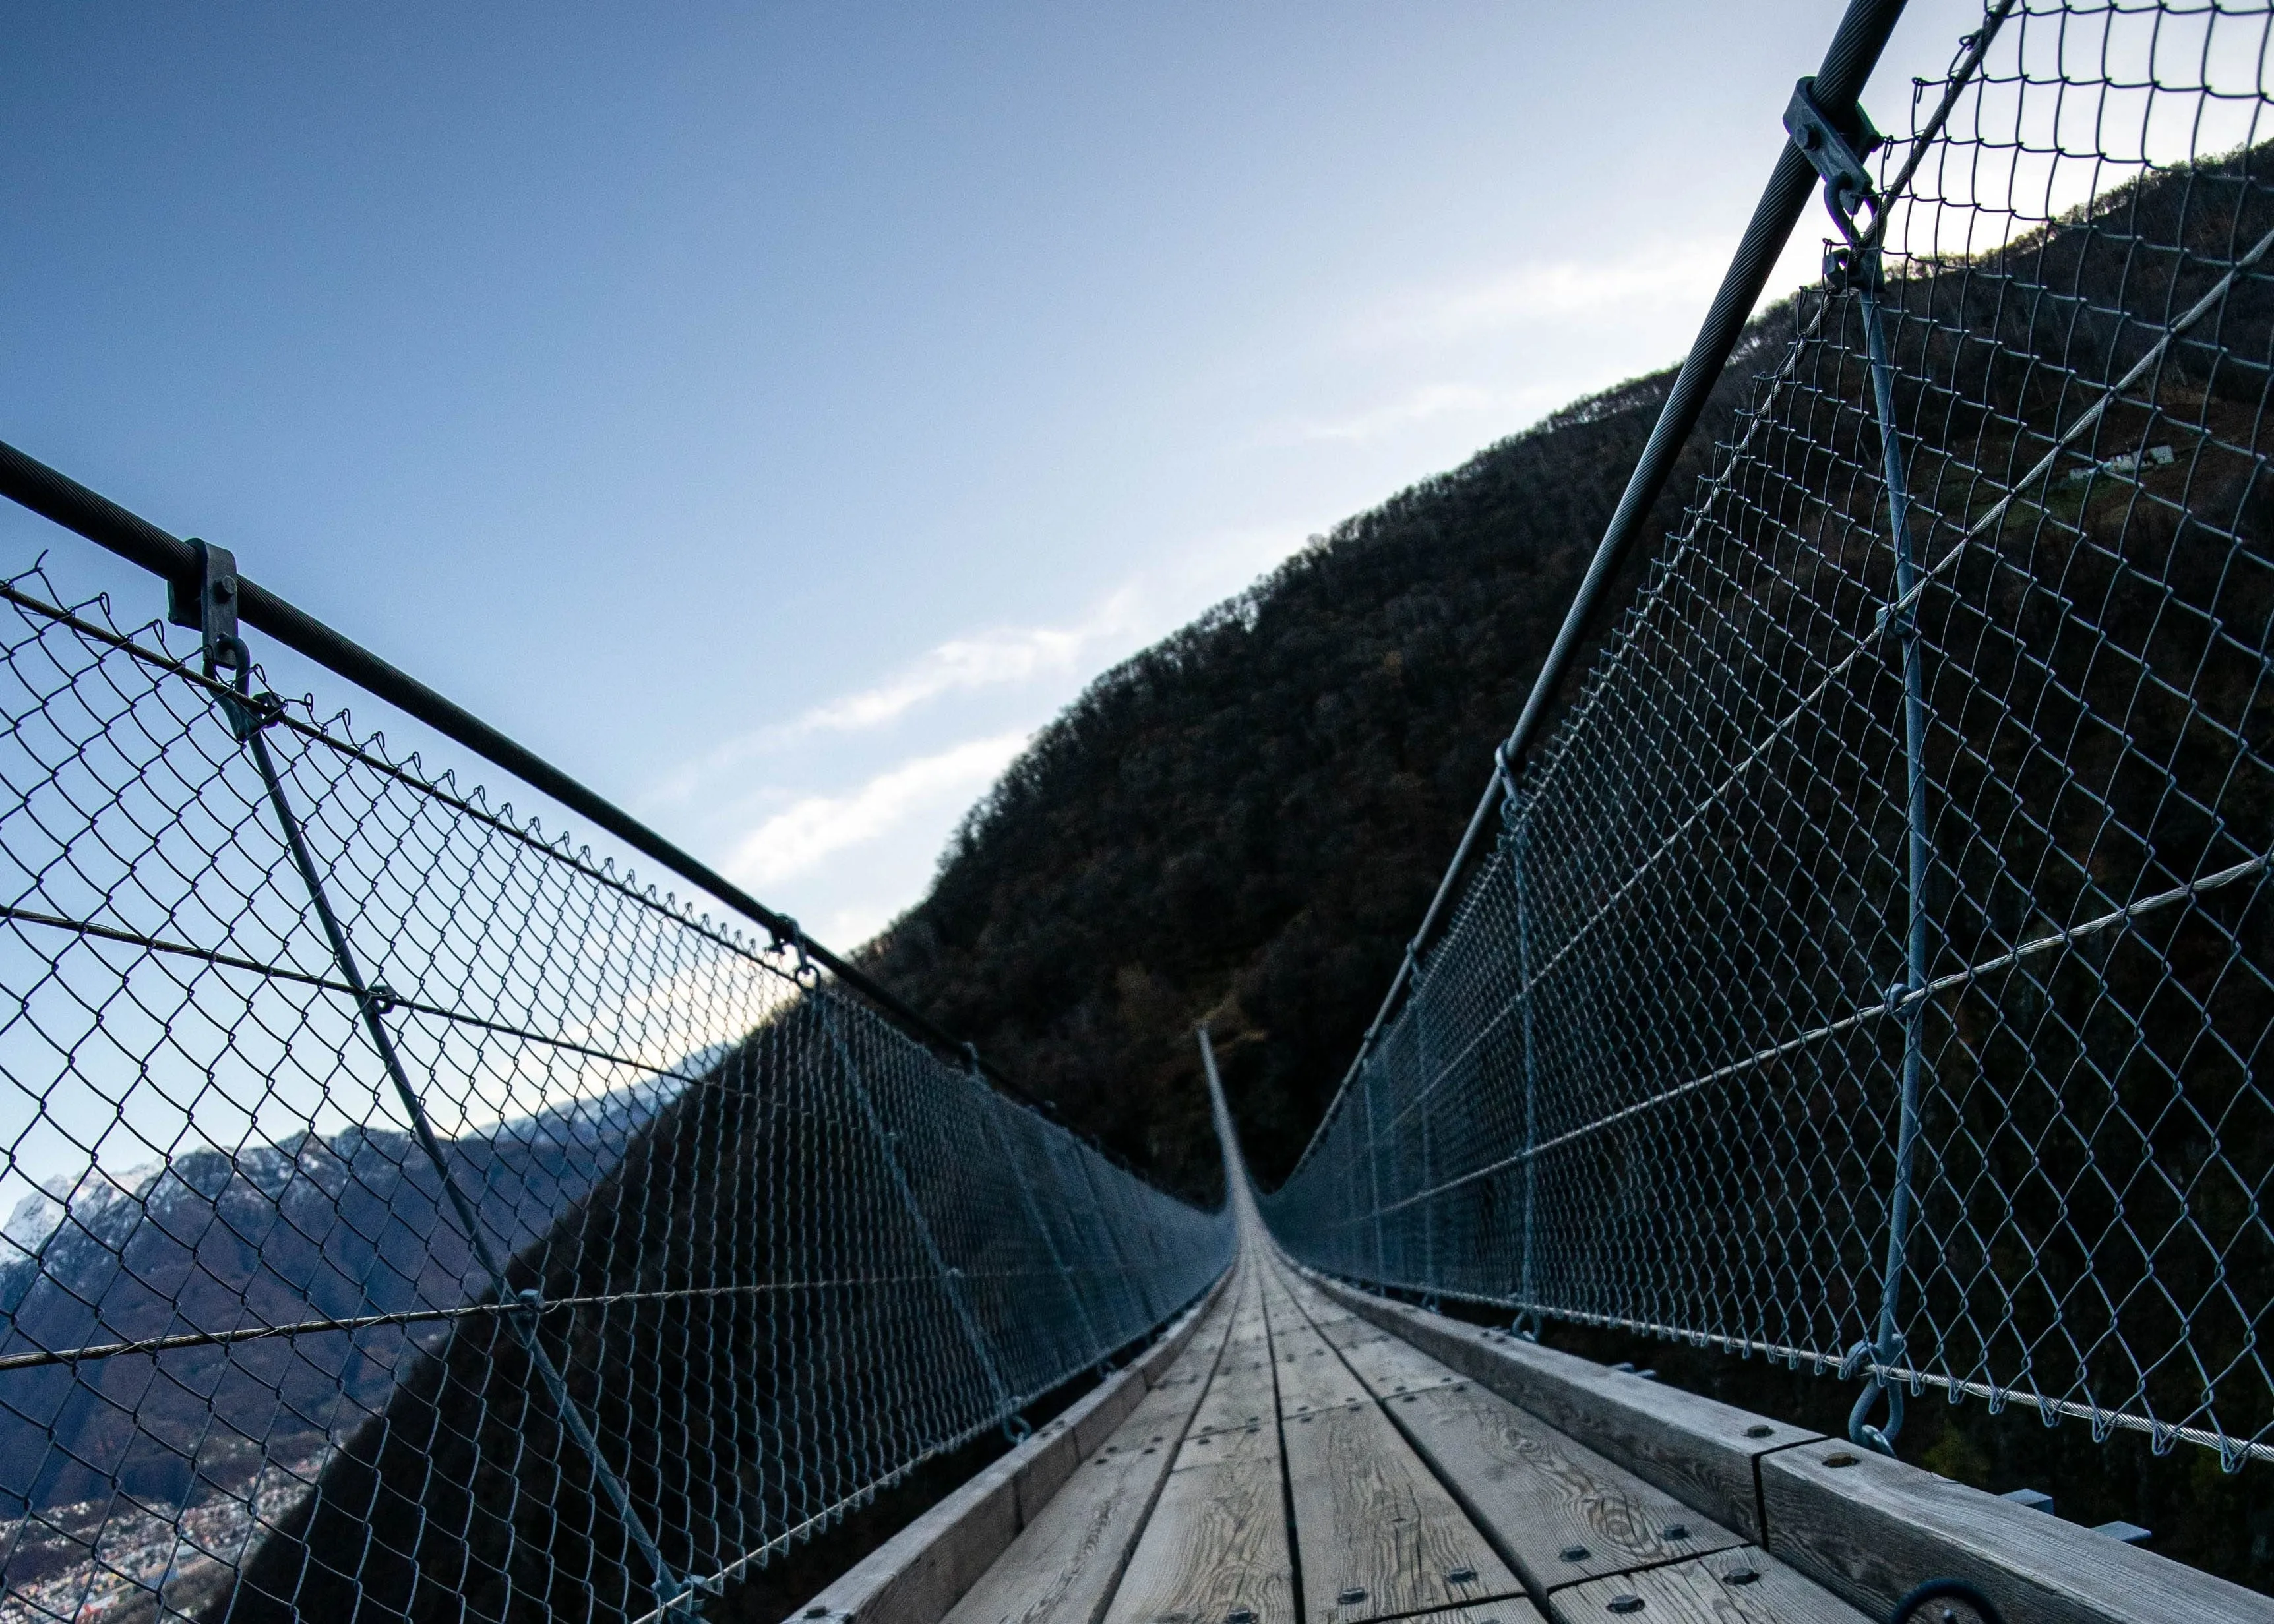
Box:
(0, 560), (1231, 1623)
(1263, 0), (2274, 1473)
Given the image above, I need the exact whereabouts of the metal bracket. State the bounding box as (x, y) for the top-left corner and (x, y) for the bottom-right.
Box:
(1784, 76), (1884, 243)
(166, 539), (243, 680)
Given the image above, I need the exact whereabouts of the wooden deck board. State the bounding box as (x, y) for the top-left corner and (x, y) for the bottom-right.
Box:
(1259, 1257), (1523, 1624)
(941, 1275), (1238, 1624)
(1101, 1456), (1295, 1624)
(1543, 1548), (1874, 1624)
(938, 1245), (1892, 1624)
(1281, 1398), (1524, 1624)
(1385, 1604), (1548, 1624)
(1268, 1327), (1370, 1414)
(1391, 1379), (1744, 1592)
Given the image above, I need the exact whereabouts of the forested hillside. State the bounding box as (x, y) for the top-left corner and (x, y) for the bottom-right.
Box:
(859, 315), (1797, 1199)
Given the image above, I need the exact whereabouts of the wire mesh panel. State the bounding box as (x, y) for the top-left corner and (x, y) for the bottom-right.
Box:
(1264, 0), (2274, 1472)
(0, 564), (1232, 1624)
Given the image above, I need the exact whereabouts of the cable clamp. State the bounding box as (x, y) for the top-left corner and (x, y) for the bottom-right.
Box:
(1784, 76), (1884, 248)
(168, 539), (244, 683)
(776, 917), (820, 987)
(1843, 1333), (1907, 1455)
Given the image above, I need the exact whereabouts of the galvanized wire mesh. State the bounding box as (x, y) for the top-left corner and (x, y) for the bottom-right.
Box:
(0, 562), (1231, 1624)
(1263, 0), (2274, 1472)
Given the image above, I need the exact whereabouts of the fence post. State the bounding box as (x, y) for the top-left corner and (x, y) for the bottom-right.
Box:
(1415, 950), (1436, 1296)
(1841, 235), (1930, 1457)
(1363, 1049), (1386, 1282)
(813, 998), (1026, 1438)
(1498, 752), (1543, 1340)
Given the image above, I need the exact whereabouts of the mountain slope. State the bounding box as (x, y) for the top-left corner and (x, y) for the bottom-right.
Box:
(857, 326), (1795, 1199)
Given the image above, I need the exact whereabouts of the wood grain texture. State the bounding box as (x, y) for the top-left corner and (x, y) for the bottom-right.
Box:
(1543, 1548), (1872, 1624)
(937, 1271), (1240, 1624)
(1390, 1381), (1742, 1593)
(793, 1453), (1025, 1624)
(1101, 1457), (1295, 1624)
(1311, 1321), (1463, 1399)
(1300, 1272), (1816, 1540)
(1382, 1605), (1548, 1624)
(1267, 1328), (1369, 1414)
(1170, 1417), (1275, 1475)
(944, 1454), (1167, 1624)
(1761, 1443), (2274, 1624)
(1282, 1397), (1522, 1624)
(1188, 1350), (1277, 1438)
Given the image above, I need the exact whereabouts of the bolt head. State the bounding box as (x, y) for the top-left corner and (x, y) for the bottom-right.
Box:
(1560, 1544), (1591, 1563)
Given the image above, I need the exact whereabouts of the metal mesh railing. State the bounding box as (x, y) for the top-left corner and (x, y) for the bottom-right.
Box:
(0, 562), (1231, 1624)
(1262, 0), (2274, 1472)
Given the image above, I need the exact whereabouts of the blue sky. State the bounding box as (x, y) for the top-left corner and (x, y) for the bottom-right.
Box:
(2, 0), (1984, 952)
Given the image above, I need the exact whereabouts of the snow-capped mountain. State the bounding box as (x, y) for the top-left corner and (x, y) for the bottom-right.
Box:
(0, 1073), (683, 1515)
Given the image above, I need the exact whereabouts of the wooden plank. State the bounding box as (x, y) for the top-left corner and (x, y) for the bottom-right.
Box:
(792, 1451), (1026, 1624)
(1308, 1321), (1461, 1400)
(1171, 1413), (1275, 1474)
(1268, 1327), (1369, 1414)
(1283, 1397), (1522, 1624)
(944, 1278), (1239, 1624)
(1760, 1441), (2274, 1624)
(1391, 1604), (1548, 1624)
(1301, 1272), (1817, 1540)
(1190, 1346), (1277, 1437)
(944, 1452), (1168, 1624)
(1545, 1548), (1870, 1624)
(1382, 1379), (1742, 1593)
(1101, 1457), (1295, 1624)
(1267, 1269), (1355, 1324)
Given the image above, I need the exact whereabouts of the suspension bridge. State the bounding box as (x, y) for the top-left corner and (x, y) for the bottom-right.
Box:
(1, 0), (2271, 1620)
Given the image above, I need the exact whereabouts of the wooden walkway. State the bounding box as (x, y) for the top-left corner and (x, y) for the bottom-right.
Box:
(940, 1197), (1866, 1624)
(791, 1056), (2270, 1624)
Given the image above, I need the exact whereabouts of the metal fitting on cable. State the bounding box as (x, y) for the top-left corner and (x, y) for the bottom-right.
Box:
(1842, 1332), (1907, 1455)
(1783, 76), (1885, 246)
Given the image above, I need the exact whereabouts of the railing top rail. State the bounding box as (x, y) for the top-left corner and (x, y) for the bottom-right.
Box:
(1285, 0), (1917, 1180)
(0, 435), (1043, 1110)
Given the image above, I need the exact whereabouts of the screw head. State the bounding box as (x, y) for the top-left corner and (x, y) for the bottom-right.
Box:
(1745, 1424), (1774, 1439)
(805, 1609), (828, 1619)
(1446, 1567), (1477, 1584)
(1823, 1453), (1859, 1468)
(1607, 1597), (1644, 1615)
(1227, 1609), (1255, 1623)
(1338, 1588), (1368, 1606)
(1560, 1545), (1591, 1563)
(1664, 1524), (1691, 1540)
(1725, 1568), (1760, 1587)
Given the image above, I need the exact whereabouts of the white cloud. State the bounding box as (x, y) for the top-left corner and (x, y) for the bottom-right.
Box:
(1362, 241), (1736, 347)
(643, 591), (1143, 810)
(1268, 382), (1514, 446)
(723, 730), (1029, 889)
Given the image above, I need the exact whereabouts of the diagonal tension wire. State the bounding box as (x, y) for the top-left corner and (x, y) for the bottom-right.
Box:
(225, 661), (703, 1618)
